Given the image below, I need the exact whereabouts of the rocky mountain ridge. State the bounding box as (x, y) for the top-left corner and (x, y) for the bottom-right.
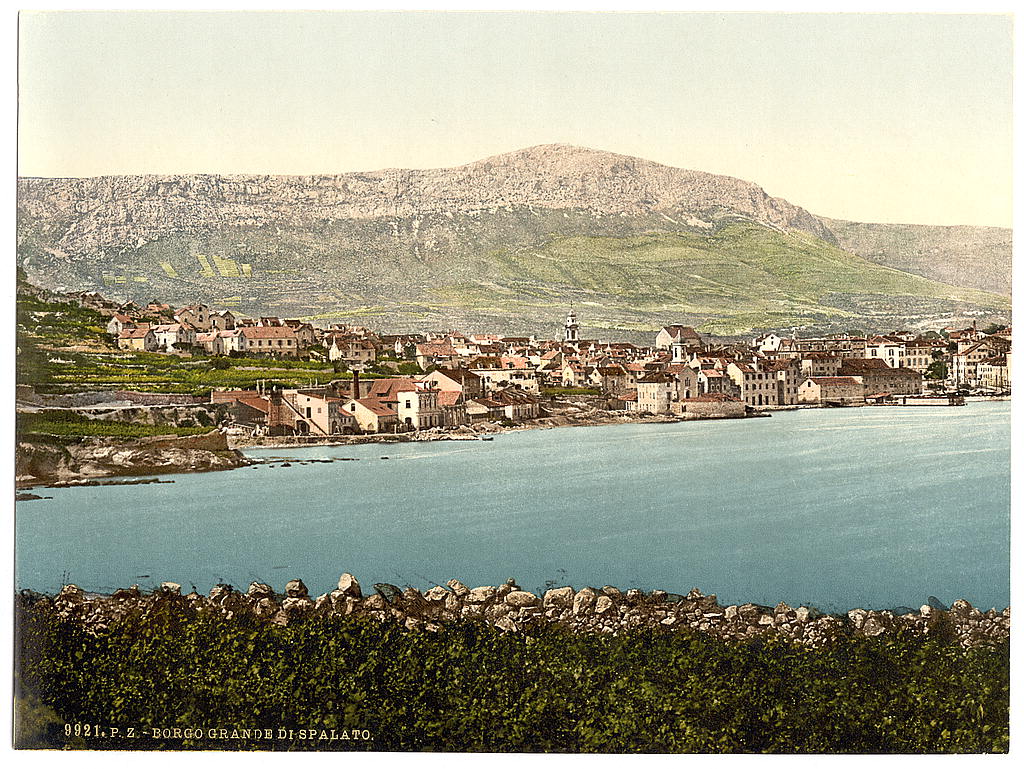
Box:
(16, 144), (1010, 336)
(18, 144), (833, 258)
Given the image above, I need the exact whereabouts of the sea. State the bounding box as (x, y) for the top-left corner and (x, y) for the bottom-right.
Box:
(14, 401), (1010, 613)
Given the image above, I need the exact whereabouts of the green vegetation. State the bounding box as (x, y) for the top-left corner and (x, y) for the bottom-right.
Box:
(16, 285), (383, 397)
(926, 361), (949, 381)
(15, 411), (212, 440)
(15, 598), (1009, 753)
(542, 387), (602, 396)
(20, 213), (1011, 339)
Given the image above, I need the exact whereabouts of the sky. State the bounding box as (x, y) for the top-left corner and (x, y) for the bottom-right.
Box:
(17, 10), (1014, 227)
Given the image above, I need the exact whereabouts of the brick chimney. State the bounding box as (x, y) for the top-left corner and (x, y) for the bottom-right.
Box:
(352, 370), (360, 401)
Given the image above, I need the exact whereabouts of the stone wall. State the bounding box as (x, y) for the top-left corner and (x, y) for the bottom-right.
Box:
(17, 387), (207, 408)
(39, 576), (1009, 650)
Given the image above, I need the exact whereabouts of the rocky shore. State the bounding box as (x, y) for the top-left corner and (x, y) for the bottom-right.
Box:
(33, 575), (1009, 650)
(15, 430), (248, 489)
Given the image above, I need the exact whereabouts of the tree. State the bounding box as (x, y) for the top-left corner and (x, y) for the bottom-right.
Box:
(926, 360), (948, 381)
(983, 323), (1007, 336)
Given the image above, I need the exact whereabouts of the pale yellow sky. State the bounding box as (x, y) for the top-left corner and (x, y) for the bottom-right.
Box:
(17, 11), (1013, 227)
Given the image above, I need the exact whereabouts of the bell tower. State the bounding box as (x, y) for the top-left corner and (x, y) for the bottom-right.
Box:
(564, 307), (579, 343)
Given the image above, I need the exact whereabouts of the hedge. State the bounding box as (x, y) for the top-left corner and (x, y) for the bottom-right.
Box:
(14, 597), (1009, 753)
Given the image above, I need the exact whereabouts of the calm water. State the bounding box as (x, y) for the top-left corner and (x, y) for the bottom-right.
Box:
(15, 402), (1010, 612)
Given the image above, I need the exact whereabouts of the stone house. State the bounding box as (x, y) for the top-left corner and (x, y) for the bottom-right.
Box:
(950, 337), (1011, 386)
(209, 310), (236, 331)
(106, 314), (136, 337)
(117, 327), (157, 352)
(838, 358), (923, 395)
(798, 376), (865, 405)
(635, 372), (677, 414)
(342, 398), (400, 433)
(239, 326), (299, 358)
(175, 304), (212, 332)
(655, 325), (703, 350)
(421, 368), (483, 400)
(151, 323), (197, 352)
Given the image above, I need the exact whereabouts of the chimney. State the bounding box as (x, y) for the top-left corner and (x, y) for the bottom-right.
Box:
(352, 370), (360, 401)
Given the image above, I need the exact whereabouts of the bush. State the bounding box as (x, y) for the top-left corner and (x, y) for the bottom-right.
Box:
(14, 598), (1009, 753)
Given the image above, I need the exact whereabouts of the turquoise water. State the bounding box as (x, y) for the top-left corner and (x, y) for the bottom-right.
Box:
(15, 402), (1010, 612)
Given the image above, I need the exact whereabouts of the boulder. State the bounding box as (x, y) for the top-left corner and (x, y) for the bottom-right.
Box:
(447, 579), (470, 597)
(161, 582), (182, 595)
(543, 586), (575, 608)
(467, 586), (497, 604)
(336, 573), (362, 598)
(424, 585), (450, 602)
(373, 583), (403, 604)
(248, 582), (274, 599)
(594, 595), (614, 615)
(505, 590), (540, 608)
(861, 616), (886, 637)
(847, 608), (868, 630)
(573, 587), (598, 615)
(285, 579), (308, 598)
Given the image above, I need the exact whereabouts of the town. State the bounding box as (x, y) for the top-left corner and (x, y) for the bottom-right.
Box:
(68, 290), (1011, 438)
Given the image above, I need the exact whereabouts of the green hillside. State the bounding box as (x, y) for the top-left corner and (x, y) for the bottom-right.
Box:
(20, 217), (1009, 339)
(427, 222), (1009, 335)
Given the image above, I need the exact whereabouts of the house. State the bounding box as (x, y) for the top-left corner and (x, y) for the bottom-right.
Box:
(950, 337), (1011, 386)
(838, 358), (923, 395)
(327, 335), (377, 365)
(901, 338), (939, 374)
(106, 314), (136, 337)
(283, 389), (358, 435)
(363, 378), (444, 430)
(753, 333), (784, 353)
(214, 329), (243, 356)
(421, 368), (483, 399)
(976, 357), (1010, 390)
(590, 365), (633, 395)
(342, 398), (400, 433)
(798, 353), (842, 379)
(239, 326), (299, 358)
(415, 339), (459, 370)
(175, 304), (212, 331)
(635, 372), (677, 414)
(437, 390), (470, 427)
(469, 356), (539, 394)
(209, 310), (236, 331)
(151, 323), (197, 352)
(864, 336), (905, 369)
(489, 388), (541, 421)
(117, 327), (157, 352)
(282, 320), (318, 350)
(466, 397), (504, 423)
(655, 325), (703, 350)
(798, 376), (865, 405)
(195, 331), (219, 354)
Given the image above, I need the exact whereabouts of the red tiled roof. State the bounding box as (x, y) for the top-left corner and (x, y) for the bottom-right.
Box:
(241, 326), (297, 340)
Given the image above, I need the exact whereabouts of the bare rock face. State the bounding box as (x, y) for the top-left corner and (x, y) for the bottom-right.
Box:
(16, 144), (833, 260)
(16, 432), (248, 487)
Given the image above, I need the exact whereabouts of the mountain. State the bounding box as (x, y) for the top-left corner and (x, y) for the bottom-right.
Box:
(16, 144), (1010, 339)
(823, 218), (1011, 297)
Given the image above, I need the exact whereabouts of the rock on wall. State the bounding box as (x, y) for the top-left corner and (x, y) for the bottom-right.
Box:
(37, 575), (1010, 650)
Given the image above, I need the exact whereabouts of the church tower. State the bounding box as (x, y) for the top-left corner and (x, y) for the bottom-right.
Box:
(564, 307), (579, 343)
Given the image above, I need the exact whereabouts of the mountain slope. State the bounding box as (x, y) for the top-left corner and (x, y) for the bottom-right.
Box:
(16, 145), (1010, 338)
(824, 218), (1011, 297)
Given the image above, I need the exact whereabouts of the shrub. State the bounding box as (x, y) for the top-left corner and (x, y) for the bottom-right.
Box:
(13, 599), (1009, 753)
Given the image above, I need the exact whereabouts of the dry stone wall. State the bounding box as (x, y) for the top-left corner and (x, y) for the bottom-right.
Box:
(38, 575), (1009, 650)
